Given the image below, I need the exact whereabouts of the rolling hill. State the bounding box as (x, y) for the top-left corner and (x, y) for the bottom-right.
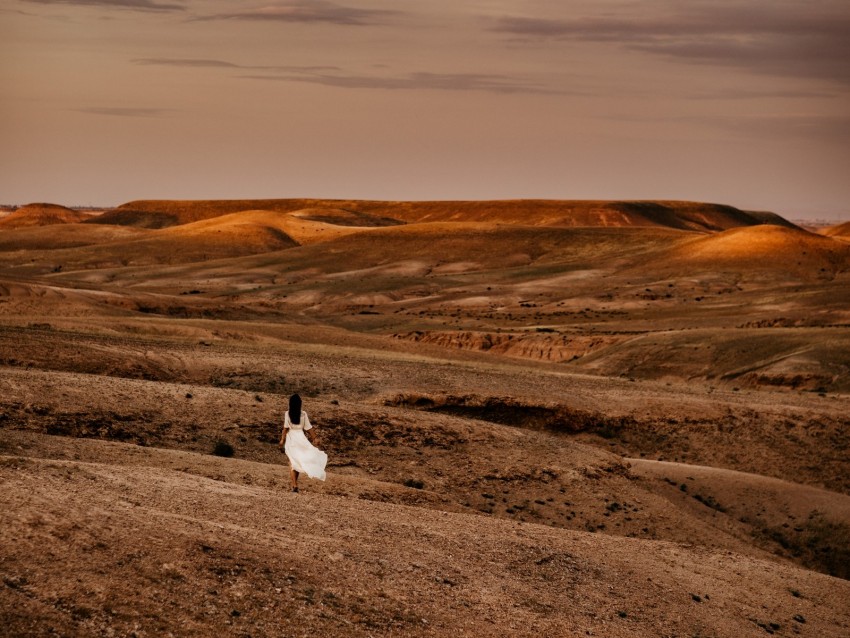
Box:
(0, 224), (148, 252)
(1, 192), (849, 638)
(823, 221), (850, 241)
(89, 198), (796, 232)
(0, 211), (356, 271)
(659, 225), (850, 277)
(1, 354), (849, 636)
(0, 203), (92, 229)
(4, 438), (848, 637)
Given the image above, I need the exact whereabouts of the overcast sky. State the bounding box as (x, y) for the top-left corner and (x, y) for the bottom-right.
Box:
(1, 0), (849, 218)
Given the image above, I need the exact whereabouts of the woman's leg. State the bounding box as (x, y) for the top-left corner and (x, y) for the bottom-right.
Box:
(290, 469), (300, 491)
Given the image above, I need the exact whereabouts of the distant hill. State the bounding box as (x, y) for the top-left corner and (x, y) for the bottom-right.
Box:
(151, 209), (368, 248)
(823, 221), (850, 241)
(84, 208), (179, 229)
(659, 225), (850, 277)
(90, 198), (796, 232)
(0, 210), (396, 270)
(288, 207), (404, 227)
(0, 224), (147, 252)
(374, 200), (797, 232)
(18, 211), (308, 269)
(0, 203), (90, 229)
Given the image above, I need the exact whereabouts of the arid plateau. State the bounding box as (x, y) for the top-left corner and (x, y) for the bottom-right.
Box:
(1, 199), (849, 637)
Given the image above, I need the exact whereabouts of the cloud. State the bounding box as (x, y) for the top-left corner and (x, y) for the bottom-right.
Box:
(686, 87), (838, 100)
(132, 58), (340, 72)
(610, 111), (850, 142)
(240, 70), (557, 94)
(131, 57), (557, 94)
(630, 36), (850, 85)
(23, 0), (184, 11)
(197, 1), (395, 26)
(490, 3), (850, 85)
(133, 58), (241, 69)
(73, 107), (171, 117)
(491, 5), (850, 40)
(702, 114), (850, 141)
(132, 59), (549, 94)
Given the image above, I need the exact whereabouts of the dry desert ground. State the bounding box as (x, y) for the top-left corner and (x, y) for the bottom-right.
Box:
(1, 199), (849, 637)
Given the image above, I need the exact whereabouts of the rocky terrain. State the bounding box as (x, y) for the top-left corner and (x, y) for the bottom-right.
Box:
(1, 198), (848, 636)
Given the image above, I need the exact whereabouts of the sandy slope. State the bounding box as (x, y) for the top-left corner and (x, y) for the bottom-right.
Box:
(660, 225), (850, 277)
(629, 459), (850, 522)
(2, 196), (850, 636)
(0, 203), (90, 229)
(0, 212), (302, 270)
(2, 439), (848, 638)
(822, 221), (850, 241)
(1, 338), (848, 563)
(0, 321), (847, 492)
(157, 210), (374, 246)
(629, 459), (850, 578)
(0, 223), (148, 251)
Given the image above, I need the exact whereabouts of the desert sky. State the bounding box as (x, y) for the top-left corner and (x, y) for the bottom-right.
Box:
(1, 0), (849, 218)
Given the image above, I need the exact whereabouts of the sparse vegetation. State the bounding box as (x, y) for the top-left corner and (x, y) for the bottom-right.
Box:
(1, 197), (849, 636)
(693, 493), (727, 513)
(213, 440), (234, 458)
(757, 514), (850, 579)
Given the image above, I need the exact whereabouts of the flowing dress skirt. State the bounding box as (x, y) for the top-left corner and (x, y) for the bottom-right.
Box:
(285, 429), (327, 480)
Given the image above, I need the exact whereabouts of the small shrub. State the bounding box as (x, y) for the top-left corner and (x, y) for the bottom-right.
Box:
(403, 478), (424, 489)
(693, 493), (727, 513)
(213, 440), (234, 457)
(595, 424), (619, 439)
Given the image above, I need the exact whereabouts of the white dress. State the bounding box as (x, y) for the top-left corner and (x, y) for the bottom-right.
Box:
(284, 411), (327, 480)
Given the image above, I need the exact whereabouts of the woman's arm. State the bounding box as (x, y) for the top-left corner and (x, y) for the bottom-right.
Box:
(303, 413), (315, 444)
(278, 412), (289, 450)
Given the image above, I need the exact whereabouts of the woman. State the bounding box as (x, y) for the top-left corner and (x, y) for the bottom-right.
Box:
(278, 394), (327, 492)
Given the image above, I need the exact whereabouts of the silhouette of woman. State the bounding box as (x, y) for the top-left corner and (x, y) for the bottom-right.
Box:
(278, 394), (327, 492)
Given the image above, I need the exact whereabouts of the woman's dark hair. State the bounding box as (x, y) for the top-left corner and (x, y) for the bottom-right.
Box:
(288, 394), (302, 425)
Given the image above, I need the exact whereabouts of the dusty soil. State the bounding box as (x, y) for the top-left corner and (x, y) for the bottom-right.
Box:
(1, 198), (849, 637)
